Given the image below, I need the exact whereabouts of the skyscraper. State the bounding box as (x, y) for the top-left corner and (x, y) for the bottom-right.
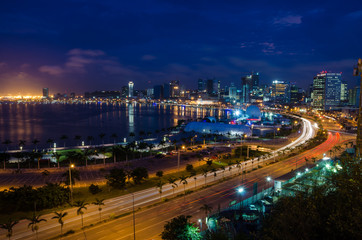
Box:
(241, 72), (259, 104)
(198, 79), (205, 92)
(43, 88), (49, 98)
(170, 80), (180, 98)
(312, 72), (342, 110)
(128, 81), (134, 98)
(272, 80), (289, 103)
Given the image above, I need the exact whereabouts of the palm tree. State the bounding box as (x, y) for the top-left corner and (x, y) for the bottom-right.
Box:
(0, 152), (10, 170)
(99, 133), (106, 145)
(167, 177), (178, 196)
(31, 139), (40, 151)
(156, 180), (164, 200)
(235, 159), (242, 174)
(179, 175), (188, 198)
(46, 138), (54, 149)
(221, 166), (225, 178)
(52, 152), (61, 168)
(74, 135), (82, 146)
(110, 133), (118, 144)
(202, 168), (208, 185)
(92, 198), (105, 221)
(0, 218), (19, 240)
(200, 204), (213, 219)
(74, 200), (88, 228)
(2, 139), (12, 152)
(52, 211), (68, 235)
(26, 214), (47, 240)
(60, 135), (68, 148)
(87, 136), (94, 146)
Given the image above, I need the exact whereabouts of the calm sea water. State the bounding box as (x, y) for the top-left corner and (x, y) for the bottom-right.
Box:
(0, 102), (229, 149)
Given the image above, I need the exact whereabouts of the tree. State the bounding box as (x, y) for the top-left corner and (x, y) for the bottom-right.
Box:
(156, 170), (164, 178)
(52, 152), (61, 168)
(92, 198), (105, 221)
(202, 168), (208, 185)
(179, 175), (188, 196)
(52, 211), (68, 235)
(105, 168), (127, 189)
(110, 133), (118, 144)
(131, 167), (149, 184)
(63, 168), (80, 186)
(186, 164), (194, 173)
(0, 152), (10, 170)
(161, 215), (201, 240)
(261, 155), (362, 240)
(46, 138), (54, 149)
(31, 139), (40, 151)
(168, 177), (178, 196)
(0, 219), (19, 240)
(156, 180), (164, 199)
(74, 135), (82, 146)
(87, 136), (94, 146)
(2, 139), (12, 152)
(88, 184), (102, 195)
(200, 204), (213, 219)
(26, 214), (47, 240)
(74, 200), (88, 227)
(99, 133), (106, 145)
(60, 135), (68, 147)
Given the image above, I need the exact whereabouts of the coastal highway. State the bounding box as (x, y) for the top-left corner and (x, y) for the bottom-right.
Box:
(3, 116), (338, 240)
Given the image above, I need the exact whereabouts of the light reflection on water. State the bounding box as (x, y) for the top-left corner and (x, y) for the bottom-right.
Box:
(0, 102), (228, 149)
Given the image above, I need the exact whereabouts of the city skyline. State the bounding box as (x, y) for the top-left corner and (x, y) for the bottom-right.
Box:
(0, 1), (361, 95)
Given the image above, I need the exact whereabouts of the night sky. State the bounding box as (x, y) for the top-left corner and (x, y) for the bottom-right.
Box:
(0, 0), (361, 95)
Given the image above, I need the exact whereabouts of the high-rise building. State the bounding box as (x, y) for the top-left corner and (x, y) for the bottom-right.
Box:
(198, 79), (205, 92)
(121, 86), (128, 97)
(272, 80), (290, 103)
(170, 80), (180, 98)
(229, 83), (237, 101)
(43, 88), (49, 98)
(128, 81), (134, 98)
(163, 83), (170, 99)
(153, 85), (164, 99)
(290, 84), (300, 104)
(241, 72), (259, 104)
(312, 72), (342, 110)
(349, 86), (360, 107)
(341, 82), (348, 102)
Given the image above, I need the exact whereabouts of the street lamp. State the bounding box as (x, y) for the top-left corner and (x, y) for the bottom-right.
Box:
(237, 187), (244, 210)
(198, 219), (202, 231)
(69, 164), (74, 205)
(177, 146), (185, 172)
(266, 176), (272, 194)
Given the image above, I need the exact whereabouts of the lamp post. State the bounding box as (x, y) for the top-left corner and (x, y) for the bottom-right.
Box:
(177, 146), (185, 172)
(237, 187), (244, 210)
(132, 193), (136, 240)
(266, 176), (272, 194)
(198, 219), (202, 231)
(69, 164), (74, 205)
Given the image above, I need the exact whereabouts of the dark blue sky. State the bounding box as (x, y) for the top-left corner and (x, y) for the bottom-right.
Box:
(0, 0), (361, 95)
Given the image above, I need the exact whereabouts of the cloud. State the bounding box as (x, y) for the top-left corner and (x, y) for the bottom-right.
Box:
(67, 48), (105, 57)
(0, 62), (7, 69)
(38, 65), (64, 75)
(141, 54), (157, 61)
(274, 15), (302, 26)
(259, 42), (282, 55)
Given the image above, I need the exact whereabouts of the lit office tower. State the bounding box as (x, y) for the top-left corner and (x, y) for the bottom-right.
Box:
(128, 81), (134, 98)
(43, 88), (49, 98)
(340, 82), (348, 102)
(170, 80), (180, 98)
(198, 79), (205, 92)
(312, 72), (342, 110)
(241, 72), (259, 103)
(271, 80), (289, 103)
